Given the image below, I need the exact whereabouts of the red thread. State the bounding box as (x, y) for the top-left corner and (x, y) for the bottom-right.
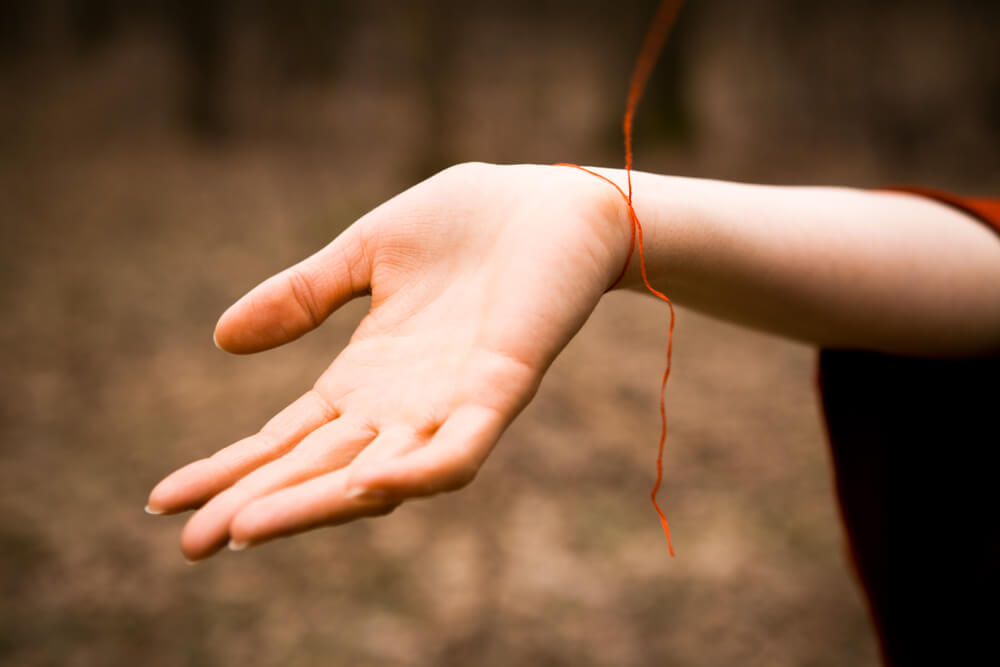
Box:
(556, 0), (685, 556)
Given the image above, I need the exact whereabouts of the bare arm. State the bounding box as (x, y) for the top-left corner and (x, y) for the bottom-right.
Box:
(593, 169), (1000, 357)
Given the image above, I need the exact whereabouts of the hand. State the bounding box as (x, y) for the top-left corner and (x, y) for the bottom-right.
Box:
(146, 162), (629, 560)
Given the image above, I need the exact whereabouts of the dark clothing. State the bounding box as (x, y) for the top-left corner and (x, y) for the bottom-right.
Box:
(818, 188), (1000, 666)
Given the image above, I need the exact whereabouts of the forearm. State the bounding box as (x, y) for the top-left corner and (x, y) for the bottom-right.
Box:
(585, 168), (1000, 357)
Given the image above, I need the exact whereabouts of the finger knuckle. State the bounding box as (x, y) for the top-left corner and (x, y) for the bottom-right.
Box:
(285, 266), (323, 329)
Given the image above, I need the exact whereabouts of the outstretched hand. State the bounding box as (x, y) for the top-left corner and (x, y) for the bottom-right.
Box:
(147, 163), (629, 560)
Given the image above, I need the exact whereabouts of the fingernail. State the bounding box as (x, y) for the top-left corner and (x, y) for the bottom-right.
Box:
(145, 504), (165, 515)
(184, 557), (199, 566)
(228, 539), (251, 552)
(212, 331), (222, 350)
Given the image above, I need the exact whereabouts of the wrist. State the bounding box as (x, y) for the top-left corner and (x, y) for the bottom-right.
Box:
(551, 164), (643, 292)
(600, 170), (703, 295)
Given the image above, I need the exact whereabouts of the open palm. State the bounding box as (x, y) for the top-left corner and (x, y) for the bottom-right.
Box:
(147, 163), (628, 560)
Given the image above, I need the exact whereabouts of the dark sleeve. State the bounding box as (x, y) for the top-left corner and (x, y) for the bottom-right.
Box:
(817, 188), (1000, 667)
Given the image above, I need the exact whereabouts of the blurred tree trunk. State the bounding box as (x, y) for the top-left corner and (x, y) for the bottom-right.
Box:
(410, 0), (456, 180)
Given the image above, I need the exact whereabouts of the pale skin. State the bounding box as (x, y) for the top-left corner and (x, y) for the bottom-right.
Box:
(146, 162), (1000, 561)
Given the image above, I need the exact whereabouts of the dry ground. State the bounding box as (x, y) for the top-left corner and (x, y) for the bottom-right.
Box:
(0, 133), (880, 667)
(0, 141), (877, 666)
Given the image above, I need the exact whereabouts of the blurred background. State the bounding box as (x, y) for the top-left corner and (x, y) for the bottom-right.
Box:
(2, 1), (997, 665)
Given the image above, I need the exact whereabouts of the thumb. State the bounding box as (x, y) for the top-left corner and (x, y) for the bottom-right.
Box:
(214, 224), (371, 354)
